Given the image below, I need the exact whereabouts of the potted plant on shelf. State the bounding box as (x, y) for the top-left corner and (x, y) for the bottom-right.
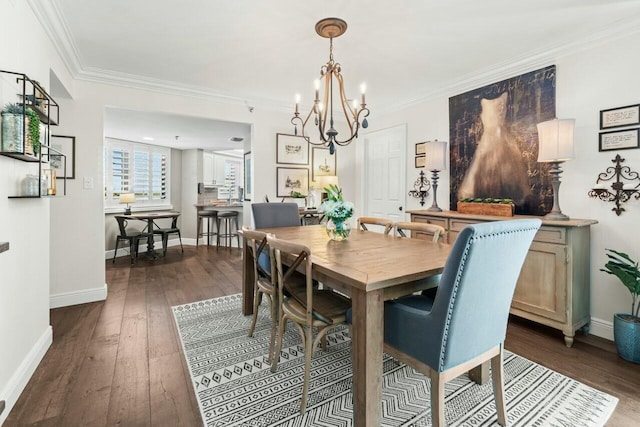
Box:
(1, 103), (40, 155)
(601, 248), (640, 363)
(321, 184), (354, 241)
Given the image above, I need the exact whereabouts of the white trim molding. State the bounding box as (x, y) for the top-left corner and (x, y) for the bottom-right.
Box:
(50, 284), (108, 309)
(589, 317), (614, 341)
(0, 326), (52, 426)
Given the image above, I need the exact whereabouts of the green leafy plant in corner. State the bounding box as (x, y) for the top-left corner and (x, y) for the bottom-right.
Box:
(601, 249), (640, 322)
(25, 108), (40, 155)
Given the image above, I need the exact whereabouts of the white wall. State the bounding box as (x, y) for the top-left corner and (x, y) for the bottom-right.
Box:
(364, 31), (640, 339)
(0, 1), (74, 423)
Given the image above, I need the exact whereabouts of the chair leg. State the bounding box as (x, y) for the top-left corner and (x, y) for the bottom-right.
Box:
(267, 294), (276, 363)
(321, 334), (327, 352)
(129, 240), (136, 265)
(491, 347), (507, 426)
(178, 231), (184, 253)
(430, 371), (445, 427)
(162, 233), (168, 256)
(271, 314), (288, 373)
(113, 239), (120, 263)
(196, 216), (202, 247)
(248, 288), (261, 338)
(300, 326), (313, 413)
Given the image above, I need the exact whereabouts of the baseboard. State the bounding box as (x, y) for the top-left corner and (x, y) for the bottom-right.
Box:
(0, 325), (52, 425)
(104, 238), (241, 259)
(589, 316), (614, 341)
(50, 284), (108, 309)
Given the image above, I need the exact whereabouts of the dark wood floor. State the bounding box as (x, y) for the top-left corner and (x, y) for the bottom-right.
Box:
(6, 246), (640, 426)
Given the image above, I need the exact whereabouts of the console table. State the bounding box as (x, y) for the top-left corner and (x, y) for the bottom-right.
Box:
(407, 210), (598, 347)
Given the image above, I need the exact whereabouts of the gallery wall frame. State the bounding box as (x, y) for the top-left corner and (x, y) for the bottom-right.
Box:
(311, 147), (336, 181)
(244, 151), (252, 201)
(600, 104), (640, 130)
(599, 128), (639, 152)
(276, 133), (309, 165)
(50, 134), (75, 179)
(415, 142), (426, 155)
(276, 167), (309, 197)
(415, 155), (426, 169)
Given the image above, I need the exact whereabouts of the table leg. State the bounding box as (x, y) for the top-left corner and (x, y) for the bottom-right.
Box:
(351, 288), (383, 426)
(242, 235), (255, 315)
(146, 219), (156, 256)
(469, 361), (490, 385)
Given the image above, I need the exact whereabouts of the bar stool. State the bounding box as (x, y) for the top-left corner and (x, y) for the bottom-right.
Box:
(216, 211), (240, 248)
(197, 210), (218, 247)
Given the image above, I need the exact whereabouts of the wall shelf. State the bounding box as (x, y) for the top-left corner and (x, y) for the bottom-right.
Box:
(0, 69), (65, 198)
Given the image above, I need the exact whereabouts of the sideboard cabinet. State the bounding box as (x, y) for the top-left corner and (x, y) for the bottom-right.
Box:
(407, 210), (597, 347)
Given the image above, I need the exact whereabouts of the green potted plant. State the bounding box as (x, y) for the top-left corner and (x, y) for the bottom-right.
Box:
(1, 103), (40, 155)
(601, 249), (640, 363)
(321, 184), (354, 241)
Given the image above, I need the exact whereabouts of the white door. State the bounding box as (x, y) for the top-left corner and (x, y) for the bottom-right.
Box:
(363, 125), (407, 224)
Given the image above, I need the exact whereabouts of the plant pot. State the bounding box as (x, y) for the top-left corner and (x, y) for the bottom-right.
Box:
(1, 113), (24, 153)
(613, 313), (640, 364)
(326, 218), (351, 241)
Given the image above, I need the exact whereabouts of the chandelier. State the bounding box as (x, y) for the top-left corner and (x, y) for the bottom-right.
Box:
(291, 18), (370, 155)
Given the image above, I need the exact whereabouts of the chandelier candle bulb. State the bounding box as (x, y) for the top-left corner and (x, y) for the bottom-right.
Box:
(360, 83), (366, 105)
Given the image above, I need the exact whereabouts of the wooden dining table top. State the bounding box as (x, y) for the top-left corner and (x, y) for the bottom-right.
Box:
(124, 211), (180, 220)
(255, 224), (451, 294)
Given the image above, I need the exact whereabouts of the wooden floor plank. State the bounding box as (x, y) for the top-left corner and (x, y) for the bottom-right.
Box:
(5, 245), (639, 426)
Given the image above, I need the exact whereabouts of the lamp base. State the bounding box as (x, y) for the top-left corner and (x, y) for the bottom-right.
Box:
(124, 207), (132, 215)
(426, 206), (442, 212)
(543, 211), (569, 221)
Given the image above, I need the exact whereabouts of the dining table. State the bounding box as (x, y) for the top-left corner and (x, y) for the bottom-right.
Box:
(241, 224), (454, 426)
(124, 211), (180, 258)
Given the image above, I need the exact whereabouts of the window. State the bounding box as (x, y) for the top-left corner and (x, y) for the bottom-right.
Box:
(104, 139), (171, 211)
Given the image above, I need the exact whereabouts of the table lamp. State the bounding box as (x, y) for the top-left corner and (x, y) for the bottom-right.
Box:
(424, 140), (448, 212)
(317, 175), (339, 202)
(536, 118), (575, 220)
(119, 193), (136, 215)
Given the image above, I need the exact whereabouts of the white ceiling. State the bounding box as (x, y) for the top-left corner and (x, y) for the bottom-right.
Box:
(34, 1), (640, 148)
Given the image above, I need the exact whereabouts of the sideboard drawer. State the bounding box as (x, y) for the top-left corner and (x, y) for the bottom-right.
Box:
(450, 219), (478, 231)
(534, 226), (566, 244)
(411, 215), (448, 230)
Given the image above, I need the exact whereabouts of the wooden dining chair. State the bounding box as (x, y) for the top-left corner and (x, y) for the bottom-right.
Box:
(394, 221), (445, 242)
(356, 216), (393, 235)
(152, 215), (183, 256)
(383, 219), (541, 426)
(244, 228), (279, 362)
(268, 235), (351, 413)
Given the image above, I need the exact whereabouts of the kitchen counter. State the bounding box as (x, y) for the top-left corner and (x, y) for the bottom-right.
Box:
(194, 203), (243, 209)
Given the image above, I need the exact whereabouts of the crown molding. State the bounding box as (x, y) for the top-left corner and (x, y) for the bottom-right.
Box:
(27, 0), (83, 76)
(28, 1), (640, 117)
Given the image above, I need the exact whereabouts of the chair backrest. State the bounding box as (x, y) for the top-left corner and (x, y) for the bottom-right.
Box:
(252, 203), (301, 229)
(394, 221), (445, 242)
(267, 235), (315, 325)
(114, 216), (129, 236)
(356, 216), (393, 235)
(427, 219), (541, 372)
(170, 214), (180, 229)
(242, 227), (271, 280)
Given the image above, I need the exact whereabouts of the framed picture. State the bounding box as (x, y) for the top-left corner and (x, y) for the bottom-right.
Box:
(244, 151), (252, 201)
(50, 135), (75, 179)
(276, 133), (309, 165)
(311, 147), (336, 180)
(599, 128), (639, 151)
(415, 142), (426, 155)
(600, 104), (640, 130)
(415, 155), (426, 168)
(276, 167), (309, 197)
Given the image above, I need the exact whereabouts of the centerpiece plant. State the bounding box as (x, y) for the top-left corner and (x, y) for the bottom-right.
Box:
(321, 184), (354, 241)
(601, 248), (640, 363)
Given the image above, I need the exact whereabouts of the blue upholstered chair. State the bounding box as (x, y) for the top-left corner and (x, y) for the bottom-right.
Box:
(384, 219), (541, 426)
(251, 202), (301, 229)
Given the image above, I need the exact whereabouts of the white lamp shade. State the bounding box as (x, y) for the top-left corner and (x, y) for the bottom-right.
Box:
(119, 193), (136, 204)
(424, 140), (448, 171)
(316, 175), (339, 189)
(537, 118), (575, 162)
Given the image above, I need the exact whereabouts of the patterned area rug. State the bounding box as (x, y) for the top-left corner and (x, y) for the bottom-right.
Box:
(172, 294), (618, 427)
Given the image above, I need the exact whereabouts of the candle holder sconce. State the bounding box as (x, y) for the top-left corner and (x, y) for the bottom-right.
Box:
(587, 154), (640, 216)
(408, 170), (431, 206)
